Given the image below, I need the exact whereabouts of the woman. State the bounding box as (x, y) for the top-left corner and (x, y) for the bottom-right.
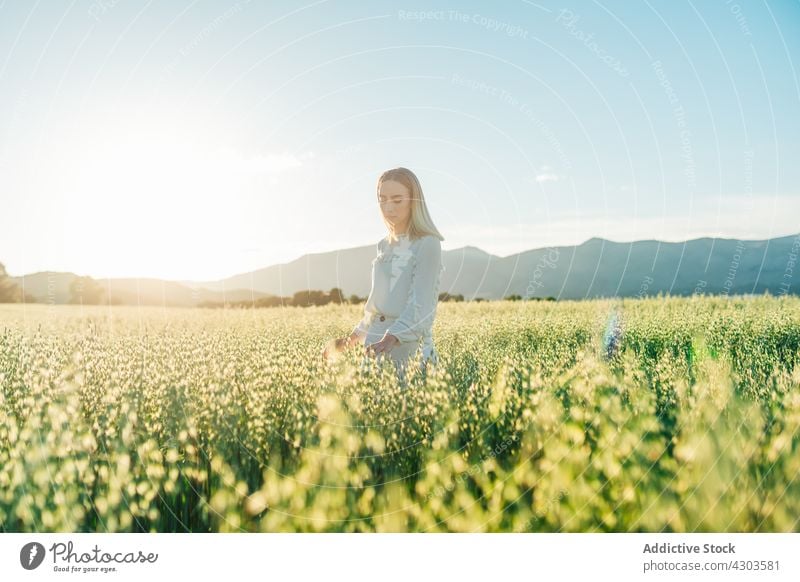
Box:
(323, 167), (445, 382)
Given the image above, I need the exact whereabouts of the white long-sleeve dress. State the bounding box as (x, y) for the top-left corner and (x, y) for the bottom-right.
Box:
(351, 233), (445, 371)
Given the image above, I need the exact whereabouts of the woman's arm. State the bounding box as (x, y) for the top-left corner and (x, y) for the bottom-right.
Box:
(345, 238), (384, 347)
(344, 328), (366, 348)
(324, 317), (368, 360)
(349, 314), (369, 343)
(386, 236), (442, 343)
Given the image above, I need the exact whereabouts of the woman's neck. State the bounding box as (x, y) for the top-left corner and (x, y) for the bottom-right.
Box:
(388, 231), (408, 246)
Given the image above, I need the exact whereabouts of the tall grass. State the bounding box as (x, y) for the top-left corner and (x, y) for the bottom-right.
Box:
(0, 295), (798, 532)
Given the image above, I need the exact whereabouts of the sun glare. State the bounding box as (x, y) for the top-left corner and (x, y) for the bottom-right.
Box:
(47, 111), (302, 281)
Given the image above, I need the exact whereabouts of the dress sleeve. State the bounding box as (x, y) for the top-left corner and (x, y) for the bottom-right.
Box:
(386, 236), (442, 343)
(351, 239), (382, 340)
(351, 312), (370, 341)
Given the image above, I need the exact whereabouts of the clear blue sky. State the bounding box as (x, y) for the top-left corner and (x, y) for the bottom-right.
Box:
(1, 0), (798, 280)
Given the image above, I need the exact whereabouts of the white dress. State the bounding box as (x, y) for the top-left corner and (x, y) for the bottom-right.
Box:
(351, 233), (445, 375)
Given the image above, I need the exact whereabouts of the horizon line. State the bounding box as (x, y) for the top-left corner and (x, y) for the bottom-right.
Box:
(8, 229), (800, 284)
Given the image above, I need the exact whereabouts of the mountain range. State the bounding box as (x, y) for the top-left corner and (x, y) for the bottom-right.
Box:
(12, 233), (799, 306)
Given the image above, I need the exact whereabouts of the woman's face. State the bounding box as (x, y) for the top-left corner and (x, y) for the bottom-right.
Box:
(378, 180), (412, 233)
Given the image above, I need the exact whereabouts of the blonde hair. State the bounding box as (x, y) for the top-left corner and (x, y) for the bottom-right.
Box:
(377, 167), (444, 244)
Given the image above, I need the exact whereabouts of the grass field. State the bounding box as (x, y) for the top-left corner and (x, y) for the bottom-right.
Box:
(1, 296), (799, 532)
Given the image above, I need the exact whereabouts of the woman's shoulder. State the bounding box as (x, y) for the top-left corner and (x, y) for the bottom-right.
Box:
(410, 235), (442, 264)
(412, 234), (442, 250)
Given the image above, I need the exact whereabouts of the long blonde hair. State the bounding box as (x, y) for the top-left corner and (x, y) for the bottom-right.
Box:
(377, 167), (444, 244)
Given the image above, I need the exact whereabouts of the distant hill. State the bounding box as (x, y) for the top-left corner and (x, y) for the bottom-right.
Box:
(12, 272), (270, 307)
(11, 232), (799, 306)
(187, 233), (800, 301)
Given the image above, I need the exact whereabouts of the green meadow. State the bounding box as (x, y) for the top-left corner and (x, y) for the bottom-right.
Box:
(1, 296), (798, 532)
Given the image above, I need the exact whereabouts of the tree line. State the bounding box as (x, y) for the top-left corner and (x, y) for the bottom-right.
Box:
(197, 290), (556, 308)
(198, 289), (485, 309)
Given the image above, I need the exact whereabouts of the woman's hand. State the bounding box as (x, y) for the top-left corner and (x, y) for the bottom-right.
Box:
(322, 333), (362, 362)
(344, 332), (361, 349)
(366, 333), (399, 357)
(321, 337), (345, 362)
